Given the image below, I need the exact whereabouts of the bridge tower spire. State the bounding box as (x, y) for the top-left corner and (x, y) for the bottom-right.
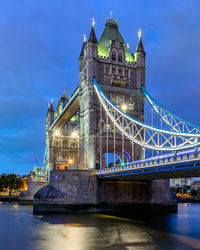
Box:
(79, 14), (146, 170)
(79, 17), (99, 170)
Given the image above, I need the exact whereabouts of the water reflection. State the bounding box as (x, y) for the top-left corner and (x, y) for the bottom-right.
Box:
(0, 203), (200, 250)
(34, 213), (154, 250)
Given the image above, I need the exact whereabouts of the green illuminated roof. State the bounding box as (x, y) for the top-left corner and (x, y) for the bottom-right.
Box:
(98, 18), (135, 63)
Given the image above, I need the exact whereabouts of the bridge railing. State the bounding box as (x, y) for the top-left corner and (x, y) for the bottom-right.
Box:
(97, 150), (200, 175)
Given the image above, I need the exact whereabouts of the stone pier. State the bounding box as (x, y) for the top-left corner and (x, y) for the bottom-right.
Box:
(33, 170), (177, 213)
(19, 181), (48, 204)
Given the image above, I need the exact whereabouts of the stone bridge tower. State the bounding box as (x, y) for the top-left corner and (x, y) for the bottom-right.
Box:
(79, 14), (146, 170)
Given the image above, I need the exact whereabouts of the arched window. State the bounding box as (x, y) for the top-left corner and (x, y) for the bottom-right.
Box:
(118, 53), (122, 62)
(112, 51), (116, 61)
(125, 70), (129, 78)
(63, 140), (68, 149)
(118, 68), (122, 75)
(112, 67), (116, 75)
(105, 66), (109, 75)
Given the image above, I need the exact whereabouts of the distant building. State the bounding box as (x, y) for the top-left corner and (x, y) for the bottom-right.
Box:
(170, 178), (192, 187)
(29, 167), (47, 182)
(191, 181), (200, 190)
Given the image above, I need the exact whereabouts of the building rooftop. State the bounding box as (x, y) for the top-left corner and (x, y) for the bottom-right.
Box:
(97, 13), (135, 63)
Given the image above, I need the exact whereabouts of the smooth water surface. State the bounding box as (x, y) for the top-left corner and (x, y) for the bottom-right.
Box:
(0, 202), (200, 250)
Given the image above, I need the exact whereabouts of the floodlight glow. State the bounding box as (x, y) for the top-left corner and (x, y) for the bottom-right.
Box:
(72, 131), (78, 138)
(55, 131), (60, 136)
(121, 104), (127, 112)
(69, 159), (73, 164)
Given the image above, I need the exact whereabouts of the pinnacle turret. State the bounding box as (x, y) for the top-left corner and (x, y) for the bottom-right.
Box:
(135, 29), (145, 54)
(47, 99), (54, 115)
(46, 99), (54, 129)
(88, 18), (97, 43)
(80, 34), (87, 57)
(60, 91), (68, 107)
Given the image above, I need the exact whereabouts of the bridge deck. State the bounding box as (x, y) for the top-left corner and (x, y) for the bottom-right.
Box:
(50, 87), (79, 131)
(97, 150), (200, 180)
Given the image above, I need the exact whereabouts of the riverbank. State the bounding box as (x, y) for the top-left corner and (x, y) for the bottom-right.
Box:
(0, 195), (33, 204)
(0, 195), (18, 202)
(178, 197), (200, 203)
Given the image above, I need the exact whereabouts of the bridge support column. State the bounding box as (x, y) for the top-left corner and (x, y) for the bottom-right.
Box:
(33, 171), (177, 213)
(97, 178), (177, 213)
(149, 179), (177, 209)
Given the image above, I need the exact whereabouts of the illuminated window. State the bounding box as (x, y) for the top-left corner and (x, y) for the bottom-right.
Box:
(112, 52), (116, 61)
(104, 124), (110, 131)
(118, 68), (122, 75)
(118, 53), (122, 62)
(129, 103), (134, 110)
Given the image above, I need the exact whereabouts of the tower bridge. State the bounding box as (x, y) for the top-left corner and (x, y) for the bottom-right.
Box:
(34, 14), (200, 213)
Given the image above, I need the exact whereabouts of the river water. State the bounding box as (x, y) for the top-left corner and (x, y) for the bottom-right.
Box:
(0, 202), (200, 250)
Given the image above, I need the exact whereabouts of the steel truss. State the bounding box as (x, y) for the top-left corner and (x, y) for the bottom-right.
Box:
(93, 78), (200, 152)
(142, 86), (200, 134)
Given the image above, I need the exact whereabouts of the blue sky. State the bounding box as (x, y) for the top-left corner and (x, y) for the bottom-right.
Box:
(0, 0), (200, 174)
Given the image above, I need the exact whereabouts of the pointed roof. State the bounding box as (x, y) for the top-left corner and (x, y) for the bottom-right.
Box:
(60, 91), (68, 106)
(80, 42), (85, 57)
(135, 29), (145, 54)
(46, 100), (54, 115)
(97, 13), (134, 63)
(80, 34), (87, 57)
(88, 26), (97, 43)
(136, 37), (145, 53)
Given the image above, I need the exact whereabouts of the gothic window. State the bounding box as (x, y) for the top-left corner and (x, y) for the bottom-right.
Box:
(72, 143), (76, 148)
(104, 124), (110, 131)
(55, 141), (59, 147)
(129, 103), (134, 110)
(63, 140), (68, 148)
(118, 53), (122, 62)
(112, 52), (116, 61)
(118, 68), (122, 75)
(112, 67), (116, 74)
(125, 70), (128, 78)
(114, 96), (122, 106)
(105, 66), (109, 75)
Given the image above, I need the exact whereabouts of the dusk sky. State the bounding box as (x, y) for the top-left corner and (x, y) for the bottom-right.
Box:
(0, 0), (200, 175)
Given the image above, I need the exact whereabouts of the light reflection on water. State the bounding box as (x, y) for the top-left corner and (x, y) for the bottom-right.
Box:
(0, 203), (200, 250)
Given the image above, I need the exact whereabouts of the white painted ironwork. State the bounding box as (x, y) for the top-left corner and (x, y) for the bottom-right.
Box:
(142, 86), (200, 134)
(94, 78), (200, 152)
